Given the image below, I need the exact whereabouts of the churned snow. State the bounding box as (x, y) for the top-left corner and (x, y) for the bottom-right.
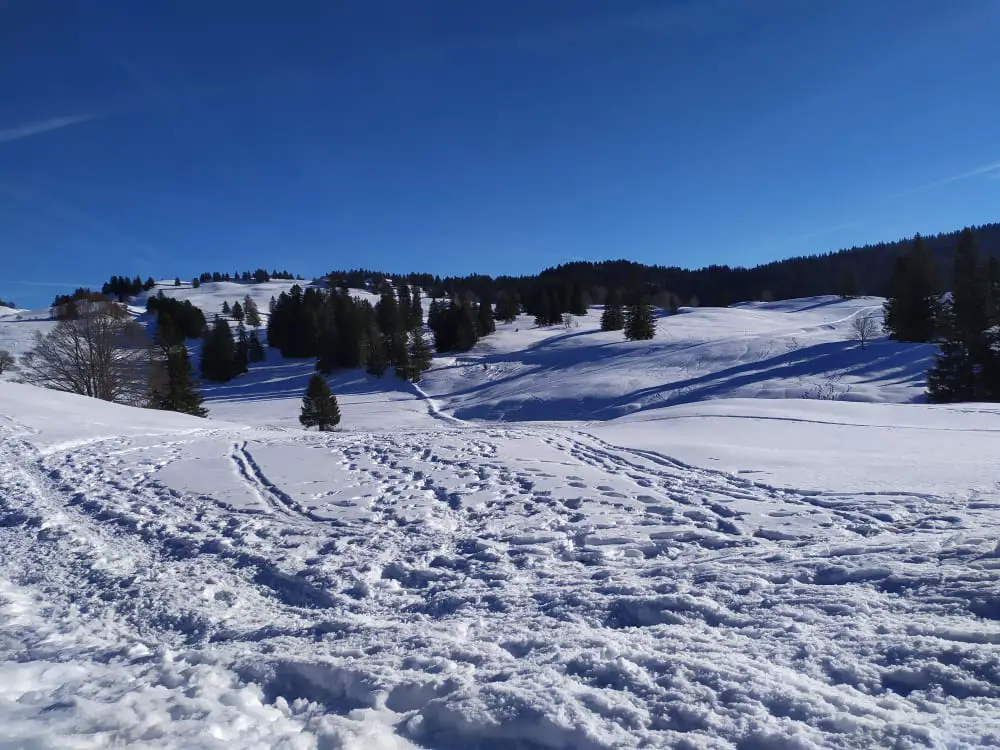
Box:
(1, 287), (999, 749)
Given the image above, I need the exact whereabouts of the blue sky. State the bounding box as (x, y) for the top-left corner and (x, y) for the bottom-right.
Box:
(2, 0), (1000, 308)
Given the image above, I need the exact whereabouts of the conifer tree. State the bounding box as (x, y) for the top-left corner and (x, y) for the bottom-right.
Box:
(231, 300), (245, 324)
(495, 290), (520, 323)
(222, 300), (232, 317)
(365, 338), (388, 377)
(601, 290), (625, 331)
(534, 292), (553, 327)
(624, 291), (656, 341)
(248, 329), (266, 363)
(927, 230), (993, 403)
(408, 330), (433, 380)
(569, 283), (588, 316)
(882, 235), (939, 342)
(243, 296), (261, 329)
(409, 288), (424, 330)
(300, 373), (340, 431)
(477, 298), (496, 337)
(200, 317), (238, 382)
(235, 323), (249, 374)
(150, 312), (206, 416)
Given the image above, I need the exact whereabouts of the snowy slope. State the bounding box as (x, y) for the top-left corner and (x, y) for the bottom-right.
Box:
(422, 296), (934, 422)
(3, 381), (1000, 748)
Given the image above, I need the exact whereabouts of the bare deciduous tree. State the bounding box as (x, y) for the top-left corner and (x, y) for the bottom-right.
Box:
(0, 349), (15, 374)
(18, 303), (151, 405)
(850, 314), (879, 349)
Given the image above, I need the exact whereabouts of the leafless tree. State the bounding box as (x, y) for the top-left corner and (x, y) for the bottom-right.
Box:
(850, 314), (879, 349)
(18, 302), (152, 405)
(0, 349), (15, 374)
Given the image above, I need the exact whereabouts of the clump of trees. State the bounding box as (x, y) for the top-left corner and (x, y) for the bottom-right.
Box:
(0, 350), (15, 374)
(197, 269), (297, 283)
(882, 230), (1000, 403)
(19, 301), (150, 406)
(101, 275), (157, 299)
(146, 293), (207, 339)
(300, 373), (340, 430)
(926, 230), (1000, 403)
(266, 282), (437, 382)
(0, 298), (18, 309)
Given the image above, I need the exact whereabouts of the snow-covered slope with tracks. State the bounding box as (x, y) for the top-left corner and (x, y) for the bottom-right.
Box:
(2, 380), (1000, 749)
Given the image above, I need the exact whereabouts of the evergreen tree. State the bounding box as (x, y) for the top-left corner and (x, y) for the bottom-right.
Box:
(392, 333), (411, 380)
(300, 373), (341, 431)
(235, 323), (249, 374)
(477, 298), (496, 337)
(365, 338), (388, 377)
(408, 330), (433, 380)
(534, 292), (553, 327)
(200, 317), (238, 382)
(222, 300), (232, 317)
(882, 235), (939, 342)
(927, 230), (994, 403)
(409, 288), (424, 330)
(247, 329), (266, 363)
(231, 301), (245, 324)
(174, 277), (181, 286)
(624, 291), (656, 341)
(243, 296), (261, 328)
(150, 312), (206, 416)
(192, 277), (201, 288)
(569, 283), (588, 316)
(601, 290), (625, 331)
(269, 295), (277, 314)
(495, 290), (520, 323)
(397, 281), (413, 329)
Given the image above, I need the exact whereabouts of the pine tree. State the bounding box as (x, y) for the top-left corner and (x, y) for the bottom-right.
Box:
(200, 317), (238, 382)
(408, 330), (432, 379)
(247, 329), (266, 362)
(477, 298), (496, 337)
(235, 324), (249, 374)
(192, 277), (201, 288)
(300, 373), (341, 431)
(269, 296), (277, 314)
(243, 296), (261, 328)
(883, 235), (939, 342)
(150, 312), (206, 417)
(927, 229), (993, 403)
(231, 301), (245, 324)
(624, 291), (655, 341)
(392, 333), (411, 380)
(221, 300), (232, 317)
(365, 338), (388, 377)
(409, 288), (424, 330)
(569, 284), (588, 316)
(534, 292), (553, 327)
(495, 290), (520, 323)
(601, 290), (625, 331)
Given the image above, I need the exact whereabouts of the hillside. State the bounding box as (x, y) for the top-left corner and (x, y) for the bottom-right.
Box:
(3, 375), (1000, 749)
(4, 283), (1000, 748)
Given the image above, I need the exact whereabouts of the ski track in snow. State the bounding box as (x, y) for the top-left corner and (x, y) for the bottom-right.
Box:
(3, 411), (1000, 749)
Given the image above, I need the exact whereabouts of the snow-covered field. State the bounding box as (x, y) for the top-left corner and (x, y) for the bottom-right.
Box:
(2, 285), (999, 749)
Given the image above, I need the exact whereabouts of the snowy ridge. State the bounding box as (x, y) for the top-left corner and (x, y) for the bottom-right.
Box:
(2, 382), (1000, 748)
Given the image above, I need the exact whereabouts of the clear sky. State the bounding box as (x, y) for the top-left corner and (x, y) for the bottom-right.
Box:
(2, 0), (1000, 308)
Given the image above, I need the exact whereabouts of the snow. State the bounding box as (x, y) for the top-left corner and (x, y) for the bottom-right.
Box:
(2, 292), (1000, 748)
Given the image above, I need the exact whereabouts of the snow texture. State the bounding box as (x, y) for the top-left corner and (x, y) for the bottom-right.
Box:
(1, 287), (999, 749)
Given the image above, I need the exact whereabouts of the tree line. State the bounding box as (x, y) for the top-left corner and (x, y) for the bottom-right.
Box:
(882, 229), (1000, 402)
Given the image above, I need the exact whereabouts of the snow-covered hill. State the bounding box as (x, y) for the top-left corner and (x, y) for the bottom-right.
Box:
(2, 380), (1000, 749)
(3, 288), (998, 748)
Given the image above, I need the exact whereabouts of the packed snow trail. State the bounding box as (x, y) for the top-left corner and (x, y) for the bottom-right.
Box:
(3, 401), (1000, 748)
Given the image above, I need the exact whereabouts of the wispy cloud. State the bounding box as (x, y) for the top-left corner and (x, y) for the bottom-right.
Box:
(0, 114), (99, 145)
(901, 160), (1000, 195)
(7, 280), (93, 288)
